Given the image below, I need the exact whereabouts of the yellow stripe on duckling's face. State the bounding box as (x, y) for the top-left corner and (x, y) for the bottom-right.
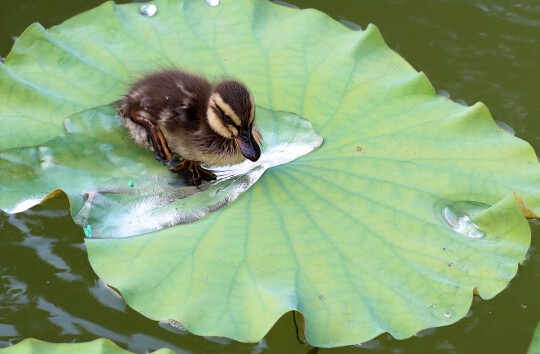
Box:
(207, 93), (239, 139)
(208, 92), (244, 139)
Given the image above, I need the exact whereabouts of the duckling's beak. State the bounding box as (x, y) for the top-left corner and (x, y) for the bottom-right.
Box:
(235, 128), (261, 162)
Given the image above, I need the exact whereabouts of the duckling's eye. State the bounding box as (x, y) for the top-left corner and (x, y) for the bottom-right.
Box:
(223, 114), (234, 125)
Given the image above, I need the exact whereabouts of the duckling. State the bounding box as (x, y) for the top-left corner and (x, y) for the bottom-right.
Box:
(118, 69), (262, 185)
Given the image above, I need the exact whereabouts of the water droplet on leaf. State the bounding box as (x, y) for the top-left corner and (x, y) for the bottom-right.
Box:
(442, 201), (489, 239)
(140, 4), (157, 16)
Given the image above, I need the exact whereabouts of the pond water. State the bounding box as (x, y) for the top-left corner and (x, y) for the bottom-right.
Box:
(1, 0), (540, 353)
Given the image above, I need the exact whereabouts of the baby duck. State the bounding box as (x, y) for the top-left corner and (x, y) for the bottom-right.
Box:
(118, 69), (262, 185)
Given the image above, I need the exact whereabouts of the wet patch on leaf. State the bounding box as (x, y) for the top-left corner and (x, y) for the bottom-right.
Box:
(0, 105), (322, 238)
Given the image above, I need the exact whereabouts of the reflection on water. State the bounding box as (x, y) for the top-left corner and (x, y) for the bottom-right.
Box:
(1, 197), (156, 350)
(474, 1), (540, 27)
(139, 4), (158, 17)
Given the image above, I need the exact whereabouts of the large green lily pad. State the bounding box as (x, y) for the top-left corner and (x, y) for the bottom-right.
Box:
(1, 0), (540, 347)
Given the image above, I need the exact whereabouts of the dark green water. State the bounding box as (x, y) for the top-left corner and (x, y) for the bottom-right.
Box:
(1, 1), (540, 353)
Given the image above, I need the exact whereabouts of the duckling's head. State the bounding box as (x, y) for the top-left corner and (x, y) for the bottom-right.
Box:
(207, 80), (262, 162)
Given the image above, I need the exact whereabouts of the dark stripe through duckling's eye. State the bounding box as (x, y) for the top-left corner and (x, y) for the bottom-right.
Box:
(223, 114), (234, 125)
(212, 106), (233, 126)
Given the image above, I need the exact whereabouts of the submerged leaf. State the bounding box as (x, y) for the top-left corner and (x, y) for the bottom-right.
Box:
(1, 338), (173, 354)
(0, 105), (321, 237)
(528, 321), (540, 354)
(1, 0), (540, 347)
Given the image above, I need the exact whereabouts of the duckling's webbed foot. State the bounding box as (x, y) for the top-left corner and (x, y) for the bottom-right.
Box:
(170, 160), (216, 186)
(129, 111), (173, 163)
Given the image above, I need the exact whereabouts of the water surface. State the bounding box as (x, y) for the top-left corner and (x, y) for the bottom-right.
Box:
(1, 0), (539, 353)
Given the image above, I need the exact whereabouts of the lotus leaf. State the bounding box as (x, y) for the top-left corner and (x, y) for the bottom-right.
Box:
(1, 338), (173, 354)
